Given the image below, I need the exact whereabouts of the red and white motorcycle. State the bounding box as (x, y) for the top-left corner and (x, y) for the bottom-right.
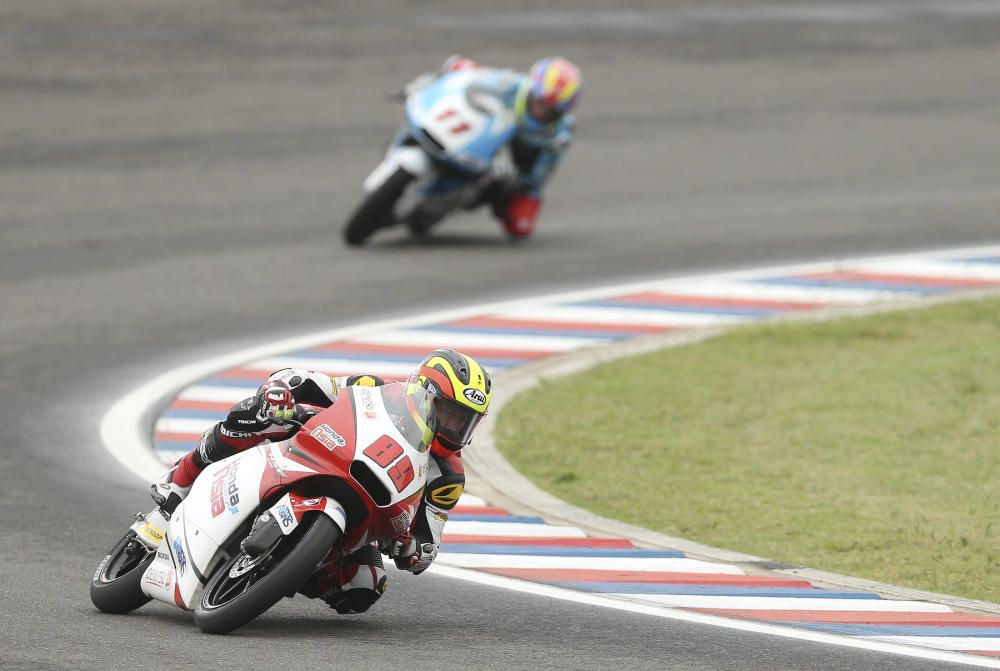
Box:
(91, 382), (433, 634)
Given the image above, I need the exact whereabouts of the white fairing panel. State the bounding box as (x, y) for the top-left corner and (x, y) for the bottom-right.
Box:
(363, 146), (431, 192)
(352, 386), (429, 506)
(143, 445), (318, 609)
(140, 545), (178, 606)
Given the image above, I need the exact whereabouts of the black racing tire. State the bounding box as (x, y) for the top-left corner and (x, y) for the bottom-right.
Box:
(90, 531), (156, 614)
(193, 514), (340, 635)
(343, 167), (414, 246)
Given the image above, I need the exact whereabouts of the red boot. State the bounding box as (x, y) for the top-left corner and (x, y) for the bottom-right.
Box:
(500, 193), (540, 239)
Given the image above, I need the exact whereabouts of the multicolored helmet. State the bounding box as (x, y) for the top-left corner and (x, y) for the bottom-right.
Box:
(406, 349), (492, 451)
(525, 57), (582, 124)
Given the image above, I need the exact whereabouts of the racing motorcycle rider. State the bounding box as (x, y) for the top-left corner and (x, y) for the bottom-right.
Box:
(404, 55), (581, 240)
(150, 348), (492, 615)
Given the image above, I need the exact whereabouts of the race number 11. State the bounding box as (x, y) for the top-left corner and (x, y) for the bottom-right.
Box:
(435, 108), (471, 136)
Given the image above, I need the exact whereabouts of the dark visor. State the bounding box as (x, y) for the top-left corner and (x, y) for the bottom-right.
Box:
(433, 396), (484, 446)
(528, 94), (563, 124)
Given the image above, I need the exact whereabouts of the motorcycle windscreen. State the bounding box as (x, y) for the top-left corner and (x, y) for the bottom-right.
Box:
(382, 383), (435, 453)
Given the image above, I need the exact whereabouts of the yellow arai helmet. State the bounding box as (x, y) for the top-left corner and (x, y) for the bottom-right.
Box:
(406, 348), (491, 451)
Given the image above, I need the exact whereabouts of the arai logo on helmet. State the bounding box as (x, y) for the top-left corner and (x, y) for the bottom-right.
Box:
(463, 388), (487, 406)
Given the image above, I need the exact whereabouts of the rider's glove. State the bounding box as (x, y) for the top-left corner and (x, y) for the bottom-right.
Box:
(440, 55), (480, 73)
(255, 380), (296, 424)
(400, 72), (436, 98)
(221, 380), (296, 436)
(387, 535), (438, 573)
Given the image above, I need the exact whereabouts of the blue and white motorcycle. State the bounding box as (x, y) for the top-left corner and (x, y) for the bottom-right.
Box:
(343, 70), (517, 245)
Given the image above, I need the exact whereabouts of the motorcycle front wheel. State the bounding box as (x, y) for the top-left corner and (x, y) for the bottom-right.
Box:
(90, 530), (156, 614)
(342, 168), (413, 246)
(193, 514), (340, 634)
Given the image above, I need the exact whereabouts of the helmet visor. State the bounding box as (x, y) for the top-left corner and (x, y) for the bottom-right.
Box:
(433, 396), (484, 447)
(527, 93), (563, 124)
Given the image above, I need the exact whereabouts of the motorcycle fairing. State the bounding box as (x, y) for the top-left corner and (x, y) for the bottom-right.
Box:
(140, 385), (429, 610)
(404, 71), (516, 174)
(141, 444), (320, 609)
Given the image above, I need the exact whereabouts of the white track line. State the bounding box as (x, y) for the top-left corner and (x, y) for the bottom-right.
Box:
(866, 638), (1000, 652)
(177, 385), (259, 403)
(155, 417), (216, 434)
(250, 357), (422, 376)
(851, 258), (1000, 281)
(442, 522), (587, 538)
(610, 595), (953, 612)
(491, 305), (748, 327)
(356, 329), (608, 351)
(436, 554), (745, 574)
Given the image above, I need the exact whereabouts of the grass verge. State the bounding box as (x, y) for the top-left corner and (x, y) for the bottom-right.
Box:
(495, 296), (1000, 602)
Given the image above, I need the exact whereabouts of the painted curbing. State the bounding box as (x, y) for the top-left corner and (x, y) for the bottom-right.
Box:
(465, 287), (1000, 617)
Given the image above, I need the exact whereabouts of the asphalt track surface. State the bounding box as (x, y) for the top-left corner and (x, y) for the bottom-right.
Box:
(2, 2), (999, 669)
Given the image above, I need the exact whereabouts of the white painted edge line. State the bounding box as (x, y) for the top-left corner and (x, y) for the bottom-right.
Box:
(428, 565), (1000, 669)
(99, 243), (1000, 668)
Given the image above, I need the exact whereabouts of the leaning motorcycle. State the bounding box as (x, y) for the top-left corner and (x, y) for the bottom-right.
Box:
(343, 70), (517, 245)
(91, 383), (434, 634)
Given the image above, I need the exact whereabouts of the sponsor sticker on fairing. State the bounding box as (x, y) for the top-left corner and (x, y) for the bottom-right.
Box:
(173, 538), (188, 577)
(276, 504), (295, 528)
(140, 522), (165, 545)
(210, 460), (242, 517)
(144, 566), (173, 590)
(311, 424), (347, 451)
(359, 388), (377, 419)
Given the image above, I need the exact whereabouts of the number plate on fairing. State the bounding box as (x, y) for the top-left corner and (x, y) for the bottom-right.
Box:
(352, 387), (428, 505)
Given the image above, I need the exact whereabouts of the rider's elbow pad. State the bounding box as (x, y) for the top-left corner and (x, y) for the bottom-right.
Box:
(424, 472), (465, 511)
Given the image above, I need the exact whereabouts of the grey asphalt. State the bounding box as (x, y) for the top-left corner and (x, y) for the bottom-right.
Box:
(2, 2), (998, 669)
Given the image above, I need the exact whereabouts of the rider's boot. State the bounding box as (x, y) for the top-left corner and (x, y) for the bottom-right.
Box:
(405, 207), (440, 237)
(150, 465), (194, 516)
(300, 543), (387, 614)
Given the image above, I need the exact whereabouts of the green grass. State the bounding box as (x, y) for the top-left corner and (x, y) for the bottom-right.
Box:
(495, 296), (1000, 602)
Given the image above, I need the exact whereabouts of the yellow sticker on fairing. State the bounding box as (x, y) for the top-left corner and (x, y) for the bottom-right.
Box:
(140, 523), (165, 545)
(430, 484), (463, 507)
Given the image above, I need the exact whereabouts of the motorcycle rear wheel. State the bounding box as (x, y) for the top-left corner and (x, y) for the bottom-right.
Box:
(90, 530), (156, 614)
(193, 514), (340, 634)
(342, 168), (413, 246)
